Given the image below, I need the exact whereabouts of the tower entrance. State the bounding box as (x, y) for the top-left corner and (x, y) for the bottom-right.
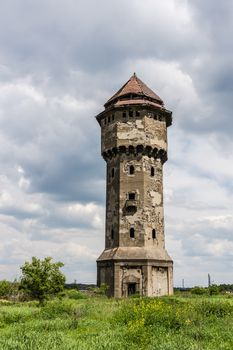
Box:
(128, 283), (136, 296)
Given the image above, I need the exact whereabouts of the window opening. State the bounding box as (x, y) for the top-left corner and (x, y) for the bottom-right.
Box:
(130, 227), (135, 238)
(152, 229), (156, 239)
(129, 165), (135, 175)
(111, 227), (114, 240)
(129, 110), (133, 117)
(151, 167), (155, 177)
(122, 112), (126, 118)
(108, 116), (111, 123)
(128, 193), (136, 200)
(136, 111), (140, 117)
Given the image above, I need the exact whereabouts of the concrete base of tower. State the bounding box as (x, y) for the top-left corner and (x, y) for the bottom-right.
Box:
(97, 257), (173, 298)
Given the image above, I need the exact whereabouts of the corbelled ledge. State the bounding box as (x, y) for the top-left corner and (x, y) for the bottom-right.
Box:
(102, 145), (167, 163)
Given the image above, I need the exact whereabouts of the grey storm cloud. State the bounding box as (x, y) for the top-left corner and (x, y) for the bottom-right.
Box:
(0, 0), (232, 284)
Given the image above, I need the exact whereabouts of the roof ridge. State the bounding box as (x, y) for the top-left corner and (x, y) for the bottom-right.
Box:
(135, 75), (145, 94)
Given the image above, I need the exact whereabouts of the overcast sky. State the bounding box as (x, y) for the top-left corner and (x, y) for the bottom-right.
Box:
(0, 0), (232, 287)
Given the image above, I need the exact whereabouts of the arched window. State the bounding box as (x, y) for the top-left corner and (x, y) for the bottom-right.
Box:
(111, 227), (114, 240)
(122, 112), (126, 118)
(112, 168), (115, 178)
(129, 110), (133, 117)
(129, 165), (135, 175)
(130, 227), (135, 238)
(151, 167), (155, 177)
(152, 229), (156, 239)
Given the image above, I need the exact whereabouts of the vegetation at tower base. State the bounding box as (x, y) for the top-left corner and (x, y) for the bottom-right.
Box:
(19, 257), (65, 304)
(1, 295), (233, 349)
(190, 285), (220, 296)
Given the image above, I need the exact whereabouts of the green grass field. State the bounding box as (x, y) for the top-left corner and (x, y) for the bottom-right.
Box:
(0, 295), (233, 350)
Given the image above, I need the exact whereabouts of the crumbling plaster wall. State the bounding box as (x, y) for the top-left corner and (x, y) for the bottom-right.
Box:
(101, 109), (167, 154)
(103, 108), (167, 250)
(97, 105), (173, 297)
(119, 155), (165, 249)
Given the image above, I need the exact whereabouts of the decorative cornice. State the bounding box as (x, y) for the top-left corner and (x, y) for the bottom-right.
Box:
(102, 145), (167, 163)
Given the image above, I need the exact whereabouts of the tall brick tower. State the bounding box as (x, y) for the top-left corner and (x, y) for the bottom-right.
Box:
(96, 74), (173, 297)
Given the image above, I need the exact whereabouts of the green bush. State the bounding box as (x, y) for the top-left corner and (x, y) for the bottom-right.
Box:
(64, 289), (87, 300)
(90, 283), (109, 295)
(0, 280), (20, 300)
(208, 284), (220, 295)
(0, 280), (12, 298)
(191, 286), (207, 295)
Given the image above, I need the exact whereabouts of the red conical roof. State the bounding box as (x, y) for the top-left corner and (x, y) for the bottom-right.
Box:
(104, 73), (163, 108)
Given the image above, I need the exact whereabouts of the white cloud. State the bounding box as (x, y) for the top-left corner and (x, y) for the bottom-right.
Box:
(202, 215), (233, 230)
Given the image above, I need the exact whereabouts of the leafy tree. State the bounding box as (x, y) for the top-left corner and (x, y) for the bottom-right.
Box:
(19, 257), (65, 304)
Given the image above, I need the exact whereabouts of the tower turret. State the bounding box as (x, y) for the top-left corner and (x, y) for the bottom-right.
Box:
(96, 73), (173, 297)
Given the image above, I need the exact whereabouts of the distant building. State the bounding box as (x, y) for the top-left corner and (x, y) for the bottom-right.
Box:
(96, 73), (173, 297)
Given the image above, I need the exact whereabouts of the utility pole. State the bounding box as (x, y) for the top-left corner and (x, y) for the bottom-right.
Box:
(208, 273), (211, 287)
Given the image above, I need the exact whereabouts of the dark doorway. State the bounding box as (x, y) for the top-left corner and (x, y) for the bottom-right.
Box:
(128, 283), (136, 296)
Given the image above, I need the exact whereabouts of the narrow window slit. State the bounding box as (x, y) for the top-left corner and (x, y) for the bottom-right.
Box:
(152, 229), (156, 239)
(130, 227), (135, 238)
(129, 165), (135, 175)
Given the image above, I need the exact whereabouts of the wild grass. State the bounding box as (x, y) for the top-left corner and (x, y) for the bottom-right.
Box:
(0, 295), (233, 349)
